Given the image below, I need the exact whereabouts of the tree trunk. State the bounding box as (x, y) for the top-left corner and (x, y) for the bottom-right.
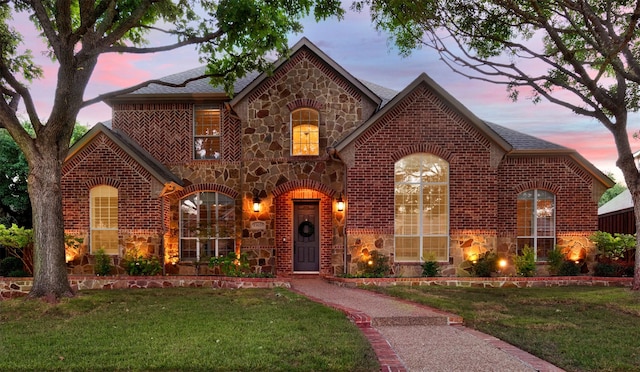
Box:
(634, 198), (640, 291)
(27, 153), (73, 299)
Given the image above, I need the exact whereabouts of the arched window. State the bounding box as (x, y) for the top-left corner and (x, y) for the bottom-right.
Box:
(179, 192), (235, 261)
(517, 190), (556, 261)
(291, 108), (319, 156)
(90, 185), (118, 254)
(394, 153), (449, 262)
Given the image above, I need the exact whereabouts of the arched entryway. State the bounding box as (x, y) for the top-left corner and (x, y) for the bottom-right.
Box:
(273, 181), (337, 275)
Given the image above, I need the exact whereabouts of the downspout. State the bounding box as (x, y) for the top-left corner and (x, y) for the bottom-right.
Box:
(328, 147), (349, 275)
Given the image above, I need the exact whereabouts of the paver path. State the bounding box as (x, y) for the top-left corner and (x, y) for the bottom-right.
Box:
(290, 278), (564, 372)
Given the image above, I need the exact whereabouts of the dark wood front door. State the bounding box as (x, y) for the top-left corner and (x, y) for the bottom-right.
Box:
(293, 201), (320, 272)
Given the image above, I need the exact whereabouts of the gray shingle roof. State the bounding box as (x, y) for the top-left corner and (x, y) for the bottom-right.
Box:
(359, 80), (398, 107)
(123, 66), (260, 96)
(485, 122), (568, 151)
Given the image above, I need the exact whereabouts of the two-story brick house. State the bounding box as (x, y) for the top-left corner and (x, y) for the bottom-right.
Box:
(62, 38), (613, 276)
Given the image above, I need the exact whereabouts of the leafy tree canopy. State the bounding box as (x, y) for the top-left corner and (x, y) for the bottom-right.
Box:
(599, 172), (627, 207)
(0, 122), (87, 228)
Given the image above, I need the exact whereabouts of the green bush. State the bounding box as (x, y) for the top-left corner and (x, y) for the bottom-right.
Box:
(514, 246), (536, 277)
(209, 252), (250, 277)
(421, 259), (440, 277)
(122, 250), (162, 276)
(470, 251), (498, 277)
(594, 262), (621, 277)
(594, 262), (634, 277)
(355, 250), (390, 278)
(7, 269), (29, 277)
(94, 249), (113, 276)
(546, 246), (565, 275)
(558, 260), (581, 276)
(0, 256), (23, 276)
(589, 231), (635, 260)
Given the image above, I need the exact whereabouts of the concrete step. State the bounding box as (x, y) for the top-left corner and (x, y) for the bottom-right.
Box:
(372, 315), (450, 327)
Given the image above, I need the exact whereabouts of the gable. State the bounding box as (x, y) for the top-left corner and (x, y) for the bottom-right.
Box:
(230, 38), (382, 110)
(65, 123), (183, 196)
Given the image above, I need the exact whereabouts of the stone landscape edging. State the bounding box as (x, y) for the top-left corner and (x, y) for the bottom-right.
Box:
(0, 275), (633, 299)
(0, 275), (291, 299)
(326, 275), (633, 288)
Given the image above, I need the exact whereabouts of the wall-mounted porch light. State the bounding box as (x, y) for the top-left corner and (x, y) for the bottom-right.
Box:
(336, 193), (345, 212)
(253, 192), (261, 213)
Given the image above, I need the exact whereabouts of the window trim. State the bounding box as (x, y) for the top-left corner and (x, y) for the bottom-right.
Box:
(394, 153), (450, 262)
(516, 189), (556, 261)
(193, 104), (222, 160)
(179, 191), (235, 261)
(90, 185), (119, 255)
(290, 108), (320, 156)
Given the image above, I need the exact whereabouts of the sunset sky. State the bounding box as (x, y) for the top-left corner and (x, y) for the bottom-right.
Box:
(15, 7), (638, 183)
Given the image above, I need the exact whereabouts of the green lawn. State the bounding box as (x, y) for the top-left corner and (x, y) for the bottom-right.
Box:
(0, 287), (379, 372)
(365, 285), (640, 372)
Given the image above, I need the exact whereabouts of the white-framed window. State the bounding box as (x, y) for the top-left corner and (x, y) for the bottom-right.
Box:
(194, 105), (221, 159)
(90, 185), (118, 254)
(517, 189), (556, 261)
(179, 192), (235, 261)
(291, 108), (319, 156)
(394, 153), (449, 262)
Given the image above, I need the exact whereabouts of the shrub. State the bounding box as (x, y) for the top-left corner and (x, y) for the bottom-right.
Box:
(514, 246), (536, 277)
(470, 251), (498, 277)
(94, 248), (113, 276)
(421, 259), (440, 277)
(558, 260), (581, 276)
(209, 252), (250, 277)
(356, 250), (390, 278)
(594, 261), (634, 277)
(122, 249), (162, 276)
(0, 256), (23, 276)
(546, 246), (565, 275)
(594, 262), (621, 277)
(7, 269), (29, 277)
(589, 231), (635, 260)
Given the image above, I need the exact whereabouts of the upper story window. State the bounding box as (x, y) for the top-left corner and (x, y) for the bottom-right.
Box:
(517, 189), (556, 261)
(291, 108), (319, 156)
(194, 105), (221, 160)
(394, 153), (449, 262)
(90, 185), (118, 255)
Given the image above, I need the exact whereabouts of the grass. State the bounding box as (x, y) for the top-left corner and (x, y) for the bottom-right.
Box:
(365, 285), (640, 372)
(0, 287), (379, 371)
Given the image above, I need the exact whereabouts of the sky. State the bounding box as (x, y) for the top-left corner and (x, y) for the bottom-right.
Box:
(15, 7), (638, 183)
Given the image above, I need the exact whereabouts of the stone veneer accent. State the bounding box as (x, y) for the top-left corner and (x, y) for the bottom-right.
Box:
(345, 231), (598, 277)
